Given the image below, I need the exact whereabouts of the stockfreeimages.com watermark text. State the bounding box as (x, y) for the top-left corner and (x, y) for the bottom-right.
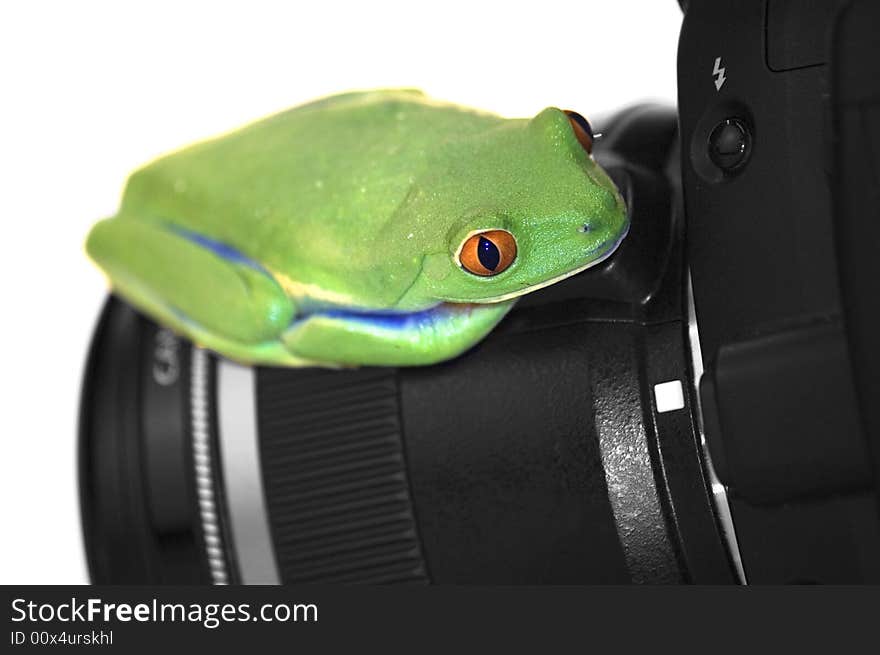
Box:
(11, 597), (318, 630)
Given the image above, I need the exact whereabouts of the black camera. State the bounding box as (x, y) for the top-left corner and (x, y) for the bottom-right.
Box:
(79, 0), (880, 584)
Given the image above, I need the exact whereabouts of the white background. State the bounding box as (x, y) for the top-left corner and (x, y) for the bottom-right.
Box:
(0, 0), (681, 584)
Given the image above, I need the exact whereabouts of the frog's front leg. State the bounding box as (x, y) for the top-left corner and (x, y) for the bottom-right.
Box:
(281, 301), (515, 367)
(87, 217), (306, 365)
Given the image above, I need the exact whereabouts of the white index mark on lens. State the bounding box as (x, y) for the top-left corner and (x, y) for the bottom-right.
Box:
(654, 380), (685, 413)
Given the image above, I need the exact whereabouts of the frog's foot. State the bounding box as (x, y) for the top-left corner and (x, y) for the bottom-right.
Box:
(87, 216), (306, 365)
(281, 300), (515, 367)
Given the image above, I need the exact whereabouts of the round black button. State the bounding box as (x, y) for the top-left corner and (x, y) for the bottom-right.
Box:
(708, 118), (751, 172)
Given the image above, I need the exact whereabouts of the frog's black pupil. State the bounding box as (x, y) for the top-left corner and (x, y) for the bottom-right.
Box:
(567, 111), (593, 140)
(477, 236), (501, 271)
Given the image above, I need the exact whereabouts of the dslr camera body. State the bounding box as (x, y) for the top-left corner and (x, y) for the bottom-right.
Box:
(80, 0), (880, 584)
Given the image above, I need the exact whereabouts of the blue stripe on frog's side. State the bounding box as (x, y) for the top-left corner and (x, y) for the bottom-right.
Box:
(285, 304), (450, 336)
(167, 225), (272, 275)
(318, 305), (445, 330)
(169, 224), (446, 332)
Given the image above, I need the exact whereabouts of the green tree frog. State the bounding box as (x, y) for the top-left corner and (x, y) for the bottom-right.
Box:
(87, 90), (628, 367)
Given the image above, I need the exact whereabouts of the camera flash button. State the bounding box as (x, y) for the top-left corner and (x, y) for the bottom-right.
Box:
(708, 118), (751, 173)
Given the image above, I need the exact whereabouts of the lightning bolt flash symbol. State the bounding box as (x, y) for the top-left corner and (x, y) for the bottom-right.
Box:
(713, 57), (727, 91)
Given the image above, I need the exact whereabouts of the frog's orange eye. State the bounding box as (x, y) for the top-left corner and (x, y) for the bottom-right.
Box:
(457, 230), (517, 277)
(563, 110), (594, 154)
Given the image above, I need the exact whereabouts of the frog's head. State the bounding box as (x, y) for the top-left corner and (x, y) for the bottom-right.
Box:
(393, 106), (628, 309)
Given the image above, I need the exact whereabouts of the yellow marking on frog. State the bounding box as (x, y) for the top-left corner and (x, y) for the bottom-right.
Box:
(270, 270), (357, 306)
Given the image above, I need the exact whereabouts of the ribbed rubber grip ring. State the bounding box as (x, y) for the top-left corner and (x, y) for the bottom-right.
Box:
(256, 367), (429, 584)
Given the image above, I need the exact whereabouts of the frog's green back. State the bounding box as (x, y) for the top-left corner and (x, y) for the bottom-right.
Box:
(118, 89), (506, 307)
